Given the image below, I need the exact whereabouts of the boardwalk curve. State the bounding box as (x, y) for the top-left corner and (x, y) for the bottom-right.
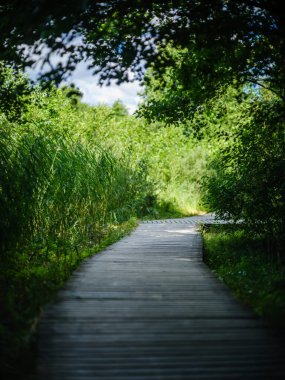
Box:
(34, 216), (285, 379)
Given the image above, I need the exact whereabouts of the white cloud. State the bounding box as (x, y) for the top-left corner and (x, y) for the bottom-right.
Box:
(27, 58), (143, 114)
(69, 62), (142, 114)
(23, 34), (144, 114)
(75, 80), (142, 114)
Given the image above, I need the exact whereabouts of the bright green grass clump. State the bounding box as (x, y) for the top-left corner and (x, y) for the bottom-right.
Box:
(0, 110), (149, 376)
(0, 121), (147, 256)
(202, 225), (285, 327)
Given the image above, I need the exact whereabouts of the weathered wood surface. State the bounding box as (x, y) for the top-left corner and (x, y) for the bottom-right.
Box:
(34, 216), (285, 379)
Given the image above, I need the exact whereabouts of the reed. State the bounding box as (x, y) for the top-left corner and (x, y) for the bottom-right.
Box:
(0, 118), (147, 259)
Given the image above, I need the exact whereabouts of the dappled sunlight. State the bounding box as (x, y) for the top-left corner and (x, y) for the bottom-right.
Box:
(164, 228), (197, 235)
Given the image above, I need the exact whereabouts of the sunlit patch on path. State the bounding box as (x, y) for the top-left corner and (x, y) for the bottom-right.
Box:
(34, 215), (285, 379)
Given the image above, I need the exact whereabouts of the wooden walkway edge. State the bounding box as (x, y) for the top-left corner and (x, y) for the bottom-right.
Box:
(33, 216), (285, 379)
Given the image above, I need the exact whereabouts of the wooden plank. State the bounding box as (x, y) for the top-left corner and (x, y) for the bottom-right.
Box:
(33, 217), (285, 380)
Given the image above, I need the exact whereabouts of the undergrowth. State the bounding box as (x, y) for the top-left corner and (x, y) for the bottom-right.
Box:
(202, 225), (285, 327)
(0, 218), (137, 378)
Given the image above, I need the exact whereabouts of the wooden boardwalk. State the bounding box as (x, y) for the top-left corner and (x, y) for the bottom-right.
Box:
(34, 217), (285, 379)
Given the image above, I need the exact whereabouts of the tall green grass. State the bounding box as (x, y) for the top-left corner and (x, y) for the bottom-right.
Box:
(0, 69), (210, 375)
(80, 110), (210, 216)
(0, 111), (151, 376)
(0, 118), (147, 257)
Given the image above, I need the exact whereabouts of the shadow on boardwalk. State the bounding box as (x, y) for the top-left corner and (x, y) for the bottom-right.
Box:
(33, 216), (285, 379)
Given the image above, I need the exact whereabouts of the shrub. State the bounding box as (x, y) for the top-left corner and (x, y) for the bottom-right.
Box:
(203, 96), (285, 254)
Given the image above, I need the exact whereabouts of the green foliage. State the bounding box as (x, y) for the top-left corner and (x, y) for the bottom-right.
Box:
(76, 106), (209, 215)
(0, 88), (153, 257)
(0, 66), (210, 375)
(1, 1), (284, 99)
(203, 225), (285, 326)
(137, 50), (198, 125)
(0, 73), (153, 375)
(110, 100), (129, 118)
(1, 2), (285, 370)
(0, 64), (32, 122)
(0, 218), (137, 378)
(202, 92), (285, 250)
(60, 84), (83, 106)
(139, 56), (285, 255)
(0, 124), (146, 256)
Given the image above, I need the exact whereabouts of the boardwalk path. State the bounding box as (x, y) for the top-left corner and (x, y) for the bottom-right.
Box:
(35, 216), (285, 379)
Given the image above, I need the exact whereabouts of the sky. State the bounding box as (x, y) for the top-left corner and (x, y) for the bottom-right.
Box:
(27, 59), (142, 114)
(23, 35), (143, 114)
(69, 62), (142, 114)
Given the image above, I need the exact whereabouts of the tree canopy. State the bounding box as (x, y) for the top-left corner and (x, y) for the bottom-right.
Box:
(1, 0), (284, 99)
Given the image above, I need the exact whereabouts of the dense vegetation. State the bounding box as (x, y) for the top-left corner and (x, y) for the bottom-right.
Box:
(203, 92), (285, 253)
(76, 103), (209, 216)
(1, 62), (285, 377)
(1, 1), (284, 95)
(1, 0), (285, 377)
(139, 47), (285, 253)
(203, 225), (285, 327)
(139, 55), (285, 328)
(0, 70), (147, 376)
(0, 66), (210, 377)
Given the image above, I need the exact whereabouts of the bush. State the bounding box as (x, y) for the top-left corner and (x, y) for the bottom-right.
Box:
(203, 93), (285, 254)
